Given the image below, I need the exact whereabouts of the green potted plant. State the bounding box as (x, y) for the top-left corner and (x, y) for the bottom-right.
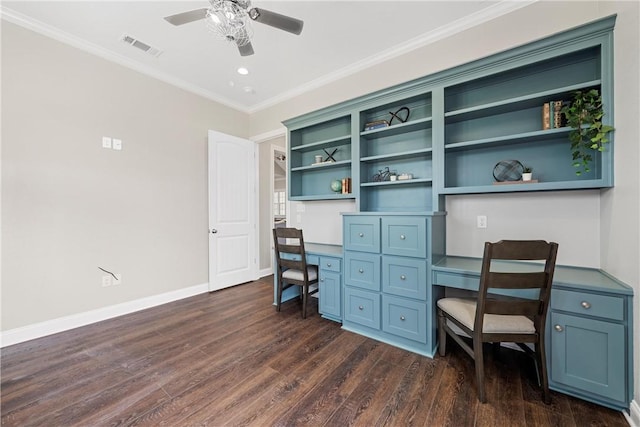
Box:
(522, 166), (533, 181)
(561, 89), (614, 176)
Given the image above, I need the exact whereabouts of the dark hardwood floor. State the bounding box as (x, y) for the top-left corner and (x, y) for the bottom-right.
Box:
(1, 276), (629, 426)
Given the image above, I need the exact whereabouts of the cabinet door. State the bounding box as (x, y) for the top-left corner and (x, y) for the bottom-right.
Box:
(344, 252), (381, 291)
(382, 255), (427, 300)
(382, 295), (427, 343)
(381, 216), (427, 258)
(344, 288), (380, 329)
(344, 216), (380, 253)
(550, 312), (626, 403)
(319, 270), (341, 319)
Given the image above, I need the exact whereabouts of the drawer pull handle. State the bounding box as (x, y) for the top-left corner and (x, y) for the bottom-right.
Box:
(358, 305), (364, 311)
(359, 232), (364, 237)
(554, 325), (564, 332)
(358, 268), (364, 273)
(400, 234), (406, 240)
(400, 316), (406, 321)
(400, 275), (406, 280)
(326, 263), (331, 267)
(581, 301), (591, 309)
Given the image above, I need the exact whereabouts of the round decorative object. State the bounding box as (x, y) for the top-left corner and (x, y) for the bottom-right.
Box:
(493, 160), (524, 182)
(330, 179), (342, 193)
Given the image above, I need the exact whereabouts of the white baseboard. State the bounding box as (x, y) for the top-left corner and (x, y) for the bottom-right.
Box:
(258, 267), (273, 278)
(626, 399), (640, 427)
(0, 282), (209, 348)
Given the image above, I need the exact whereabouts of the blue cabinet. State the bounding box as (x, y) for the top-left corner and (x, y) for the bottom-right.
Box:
(318, 256), (342, 322)
(548, 287), (632, 409)
(342, 213), (446, 356)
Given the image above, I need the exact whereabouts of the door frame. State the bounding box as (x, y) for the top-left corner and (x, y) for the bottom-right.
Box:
(270, 143), (286, 273)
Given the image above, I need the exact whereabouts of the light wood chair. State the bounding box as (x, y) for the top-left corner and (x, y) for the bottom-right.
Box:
(272, 227), (318, 319)
(437, 240), (559, 403)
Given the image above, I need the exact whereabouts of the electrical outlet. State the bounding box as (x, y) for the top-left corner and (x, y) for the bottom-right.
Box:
(102, 136), (112, 149)
(477, 215), (488, 229)
(102, 275), (112, 287)
(112, 138), (122, 150)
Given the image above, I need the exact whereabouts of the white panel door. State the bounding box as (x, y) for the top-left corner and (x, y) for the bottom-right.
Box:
(208, 130), (257, 291)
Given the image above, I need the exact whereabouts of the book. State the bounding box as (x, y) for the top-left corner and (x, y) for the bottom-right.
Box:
(542, 102), (550, 130)
(364, 120), (389, 131)
(341, 177), (352, 194)
(553, 100), (564, 128)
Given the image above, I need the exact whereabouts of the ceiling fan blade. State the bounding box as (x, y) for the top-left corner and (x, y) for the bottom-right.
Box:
(248, 8), (303, 35)
(164, 8), (209, 26)
(238, 41), (254, 57)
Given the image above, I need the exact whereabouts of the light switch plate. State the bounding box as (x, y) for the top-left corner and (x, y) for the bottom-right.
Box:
(112, 138), (122, 150)
(102, 136), (112, 149)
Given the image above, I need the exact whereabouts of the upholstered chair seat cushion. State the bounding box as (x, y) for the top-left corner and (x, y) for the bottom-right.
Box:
(437, 297), (535, 334)
(282, 266), (318, 282)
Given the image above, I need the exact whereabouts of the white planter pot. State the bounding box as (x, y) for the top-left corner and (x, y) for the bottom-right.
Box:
(522, 173), (533, 181)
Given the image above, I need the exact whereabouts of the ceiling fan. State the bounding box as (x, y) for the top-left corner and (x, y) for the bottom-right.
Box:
(164, 0), (304, 57)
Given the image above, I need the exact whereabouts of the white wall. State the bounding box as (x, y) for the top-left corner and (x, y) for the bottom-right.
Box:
(1, 22), (249, 331)
(446, 191), (601, 267)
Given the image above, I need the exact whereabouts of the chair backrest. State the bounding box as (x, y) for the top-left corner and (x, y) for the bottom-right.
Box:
(272, 227), (309, 282)
(476, 240), (559, 332)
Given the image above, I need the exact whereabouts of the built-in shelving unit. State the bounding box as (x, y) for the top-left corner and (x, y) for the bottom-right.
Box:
(283, 17), (615, 207)
(442, 45), (609, 193)
(288, 115), (354, 200)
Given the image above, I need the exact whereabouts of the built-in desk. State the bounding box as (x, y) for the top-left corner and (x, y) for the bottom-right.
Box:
(432, 256), (634, 411)
(274, 243), (343, 322)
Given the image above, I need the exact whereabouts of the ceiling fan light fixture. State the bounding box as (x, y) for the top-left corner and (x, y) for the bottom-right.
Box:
(205, 7), (253, 46)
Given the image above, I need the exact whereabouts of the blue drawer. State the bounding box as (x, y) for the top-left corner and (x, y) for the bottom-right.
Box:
(382, 295), (427, 343)
(381, 216), (427, 258)
(320, 256), (341, 272)
(344, 288), (380, 329)
(344, 216), (380, 253)
(344, 252), (380, 291)
(382, 256), (427, 300)
(551, 289), (624, 321)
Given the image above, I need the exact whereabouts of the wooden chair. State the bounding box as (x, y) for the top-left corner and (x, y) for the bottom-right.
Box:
(272, 227), (318, 319)
(437, 240), (559, 403)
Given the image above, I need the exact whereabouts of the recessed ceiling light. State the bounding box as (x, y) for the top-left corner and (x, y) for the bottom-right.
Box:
(237, 67), (249, 75)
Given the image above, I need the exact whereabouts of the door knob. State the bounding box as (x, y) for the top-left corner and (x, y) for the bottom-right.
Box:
(554, 325), (563, 332)
(210, 229), (218, 234)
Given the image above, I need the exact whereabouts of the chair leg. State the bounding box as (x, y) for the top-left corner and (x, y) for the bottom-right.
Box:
(474, 336), (487, 403)
(536, 341), (551, 404)
(437, 309), (447, 356)
(301, 285), (308, 319)
(276, 277), (283, 312)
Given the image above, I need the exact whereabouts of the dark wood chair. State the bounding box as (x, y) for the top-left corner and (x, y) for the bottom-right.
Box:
(437, 240), (559, 403)
(272, 227), (318, 319)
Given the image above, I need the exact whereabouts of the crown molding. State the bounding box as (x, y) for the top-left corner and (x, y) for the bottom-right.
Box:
(0, 5), (249, 113)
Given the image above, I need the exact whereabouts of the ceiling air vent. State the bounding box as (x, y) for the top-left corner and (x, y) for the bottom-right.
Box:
(120, 34), (163, 58)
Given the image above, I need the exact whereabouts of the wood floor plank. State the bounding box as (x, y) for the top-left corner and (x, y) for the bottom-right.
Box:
(1, 278), (629, 427)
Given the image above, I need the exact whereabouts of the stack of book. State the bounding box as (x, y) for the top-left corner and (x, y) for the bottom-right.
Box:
(364, 120), (389, 131)
(542, 100), (566, 129)
(341, 178), (352, 194)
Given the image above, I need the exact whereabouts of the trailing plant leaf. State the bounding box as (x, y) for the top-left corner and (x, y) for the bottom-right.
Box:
(561, 89), (614, 176)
